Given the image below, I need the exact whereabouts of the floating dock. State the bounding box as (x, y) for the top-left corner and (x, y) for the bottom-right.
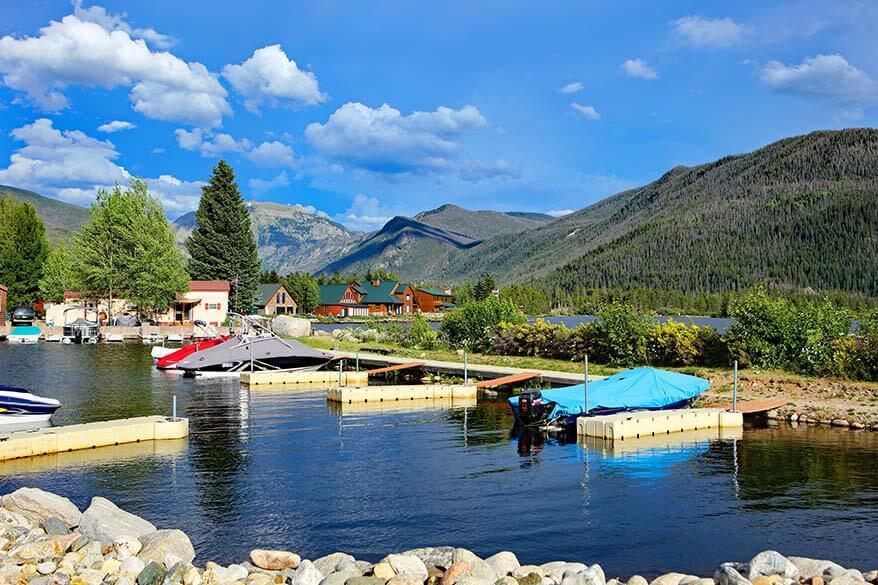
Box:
(579, 426), (744, 454)
(241, 370), (369, 387)
(327, 396), (477, 415)
(0, 416), (189, 461)
(577, 408), (743, 440)
(327, 384), (477, 403)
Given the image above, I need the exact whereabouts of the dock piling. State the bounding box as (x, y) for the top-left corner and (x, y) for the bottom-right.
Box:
(584, 355), (589, 415)
(172, 395), (177, 421)
(732, 360), (738, 413)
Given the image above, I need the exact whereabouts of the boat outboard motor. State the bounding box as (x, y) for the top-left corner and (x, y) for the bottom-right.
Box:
(518, 390), (547, 426)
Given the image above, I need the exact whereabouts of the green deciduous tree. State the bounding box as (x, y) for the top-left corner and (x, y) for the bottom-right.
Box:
(0, 199), (49, 308)
(74, 180), (189, 319)
(39, 242), (79, 302)
(284, 272), (320, 313)
(186, 160), (260, 314)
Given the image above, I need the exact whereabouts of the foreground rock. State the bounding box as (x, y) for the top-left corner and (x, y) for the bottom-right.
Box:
(273, 315), (312, 338)
(1, 488), (876, 585)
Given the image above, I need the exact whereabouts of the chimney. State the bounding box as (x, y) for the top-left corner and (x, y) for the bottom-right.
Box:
(372, 280), (380, 287)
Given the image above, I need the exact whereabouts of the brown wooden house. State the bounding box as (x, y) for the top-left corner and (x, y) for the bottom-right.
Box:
(256, 283), (298, 315)
(413, 287), (456, 313)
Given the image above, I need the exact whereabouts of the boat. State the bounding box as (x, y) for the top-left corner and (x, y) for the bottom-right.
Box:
(62, 317), (100, 344)
(0, 385), (61, 424)
(166, 333), (184, 343)
(141, 332), (164, 344)
(46, 333), (63, 343)
(509, 367), (710, 427)
(105, 333), (124, 342)
(154, 335), (232, 369)
(8, 326), (41, 344)
(175, 334), (334, 375)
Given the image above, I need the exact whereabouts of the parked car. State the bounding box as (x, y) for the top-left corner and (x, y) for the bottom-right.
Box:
(11, 305), (35, 325)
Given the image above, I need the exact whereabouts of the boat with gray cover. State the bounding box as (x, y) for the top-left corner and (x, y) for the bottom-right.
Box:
(174, 334), (335, 375)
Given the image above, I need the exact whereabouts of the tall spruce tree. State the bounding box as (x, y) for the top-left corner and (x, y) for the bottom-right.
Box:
(0, 200), (49, 307)
(186, 160), (260, 313)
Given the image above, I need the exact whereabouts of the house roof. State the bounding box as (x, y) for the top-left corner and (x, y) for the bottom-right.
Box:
(354, 280), (403, 304)
(189, 280), (230, 292)
(319, 283), (354, 305)
(417, 287), (452, 297)
(256, 283), (290, 306)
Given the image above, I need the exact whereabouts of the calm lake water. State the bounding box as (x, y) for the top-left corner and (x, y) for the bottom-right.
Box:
(1, 343), (877, 576)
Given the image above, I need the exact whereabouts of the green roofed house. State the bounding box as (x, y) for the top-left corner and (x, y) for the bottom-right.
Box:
(315, 279), (417, 317)
(255, 283), (298, 316)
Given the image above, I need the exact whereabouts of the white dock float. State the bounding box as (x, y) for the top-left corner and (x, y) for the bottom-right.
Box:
(577, 408), (742, 440)
(328, 396), (477, 415)
(0, 437), (188, 474)
(327, 384), (477, 403)
(579, 426), (744, 454)
(241, 370), (368, 387)
(0, 416), (189, 461)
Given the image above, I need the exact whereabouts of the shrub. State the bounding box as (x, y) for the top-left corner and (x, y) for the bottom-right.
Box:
(591, 303), (648, 366)
(491, 319), (570, 358)
(727, 288), (794, 369)
(646, 319), (700, 366)
(404, 314), (437, 349)
(694, 326), (734, 367)
(440, 296), (526, 350)
(788, 300), (851, 375)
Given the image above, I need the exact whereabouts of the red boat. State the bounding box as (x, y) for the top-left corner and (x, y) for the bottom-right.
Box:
(155, 335), (231, 369)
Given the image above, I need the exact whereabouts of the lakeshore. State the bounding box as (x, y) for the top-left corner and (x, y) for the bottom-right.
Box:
(1, 487), (877, 585)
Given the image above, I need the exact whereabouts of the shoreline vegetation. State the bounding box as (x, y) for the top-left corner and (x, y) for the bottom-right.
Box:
(1, 487), (876, 585)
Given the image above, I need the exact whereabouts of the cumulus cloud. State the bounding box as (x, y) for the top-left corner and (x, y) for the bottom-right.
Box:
(0, 118), (201, 216)
(223, 45), (325, 113)
(547, 209), (574, 217)
(0, 4), (230, 126)
(247, 141), (297, 167)
(97, 120), (136, 133)
(559, 81), (584, 94)
(759, 54), (877, 104)
(622, 58), (659, 79)
(72, 0), (175, 49)
(570, 102), (601, 120)
(248, 171), (290, 194)
(335, 193), (392, 231)
(175, 128), (252, 156)
(671, 16), (750, 48)
(305, 102), (489, 175)
(457, 159), (520, 182)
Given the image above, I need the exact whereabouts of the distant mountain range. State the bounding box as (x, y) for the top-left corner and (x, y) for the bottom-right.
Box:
(5, 128), (877, 298)
(0, 184), (89, 242)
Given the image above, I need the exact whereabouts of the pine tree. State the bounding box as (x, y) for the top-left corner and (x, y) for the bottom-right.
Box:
(186, 160), (260, 314)
(473, 273), (497, 301)
(0, 200), (49, 307)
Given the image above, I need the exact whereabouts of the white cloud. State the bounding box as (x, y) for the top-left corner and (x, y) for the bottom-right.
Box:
(175, 128), (252, 156)
(759, 54), (877, 103)
(547, 209), (574, 217)
(0, 5), (230, 126)
(97, 120), (136, 133)
(223, 45), (325, 113)
(247, 141), (297, 167)
(0, 118), (201, 216)
(559, 81), (584, 94)
(151, 147), (165, 154)
(72, 0), (175, 49)
(671, 16), (750, 48)
(305, 102), (489, 175)
(570, 102), (601, 120)
(457, 159), (520, 182)
(622, 58), (659, 79)
(335, 193), (392, 231)
(248, 171), (290, 194)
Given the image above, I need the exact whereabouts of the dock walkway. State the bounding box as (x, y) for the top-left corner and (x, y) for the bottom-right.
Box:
(328, 350), (598, 386)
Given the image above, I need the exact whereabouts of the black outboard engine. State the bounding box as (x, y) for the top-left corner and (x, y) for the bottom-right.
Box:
(517, 390), (547, 426)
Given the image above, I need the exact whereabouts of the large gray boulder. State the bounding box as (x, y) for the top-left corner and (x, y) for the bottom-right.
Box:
(79, 497), (156, 545)
(314, 553), (356, 576)
(485, 552), (520, 577)
(273, 316), (312, 338)
(452, 549), (496, 581)
(385, 554), (429, 581)
(402, 547), (455, 569)
(292, 560), (325, 585)
(787, 558), (846, 581)
(1, 488), (82, 528)
(747, 552), (798, 581)
(714, 565), (751, 585)
(138, 529), (195, 565)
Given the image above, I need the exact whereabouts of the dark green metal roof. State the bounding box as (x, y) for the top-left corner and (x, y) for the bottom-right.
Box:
(318, 284), (353, 305)
(355, 280), (404, 304)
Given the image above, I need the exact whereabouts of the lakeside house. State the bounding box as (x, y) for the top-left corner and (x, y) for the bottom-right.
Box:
(47, 280), (230, 326)
(256, 283), (298, 315)
(413, 287), (456, 312)
(0, 283), (6, 326)
(315, 280), (451, 317)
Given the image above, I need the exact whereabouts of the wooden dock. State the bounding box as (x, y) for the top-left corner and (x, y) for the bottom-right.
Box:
(577, 408), (743, 440)
(712, 398), (790, 414)
(241, 370), (368, 387)
(0, 416), (189, 461)
(474, 371), (540, 389)
(327, 384), (477, 403)
(328, 350), (600, 386)
(366, 362), (425, 375)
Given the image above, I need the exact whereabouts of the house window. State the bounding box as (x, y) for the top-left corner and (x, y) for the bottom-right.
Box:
(205, 303), (221, 310)
(406, 294), (411, 300)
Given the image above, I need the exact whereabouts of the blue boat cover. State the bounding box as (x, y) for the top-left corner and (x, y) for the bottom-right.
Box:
(509, 367), (709, 417)
(10, 326), (41, 336)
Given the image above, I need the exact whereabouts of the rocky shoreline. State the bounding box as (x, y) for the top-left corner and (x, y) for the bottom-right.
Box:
(1, 488), (875, 585)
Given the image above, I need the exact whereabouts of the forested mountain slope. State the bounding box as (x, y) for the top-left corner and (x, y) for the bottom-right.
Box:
(0, 184), (89, 242)
(444, 129), (878, 297)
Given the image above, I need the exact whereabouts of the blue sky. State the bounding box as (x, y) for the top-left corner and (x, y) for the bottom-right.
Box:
(1, 1), (876, 230)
